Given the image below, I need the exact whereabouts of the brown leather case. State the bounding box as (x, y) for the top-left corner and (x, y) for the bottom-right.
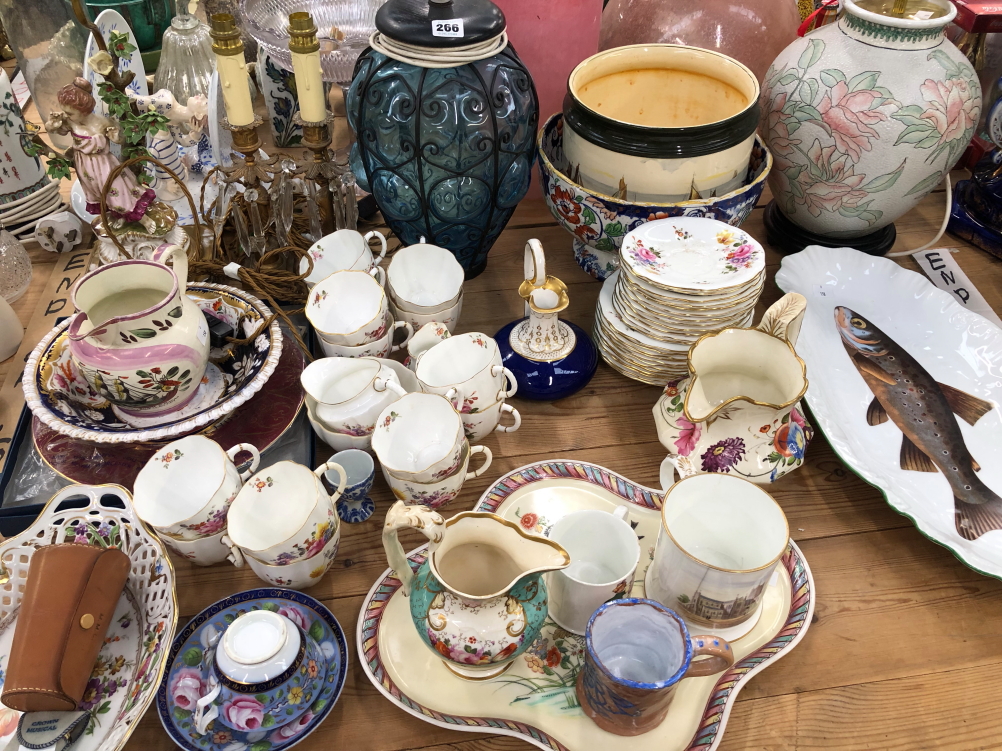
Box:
(1, 544), (131, 712)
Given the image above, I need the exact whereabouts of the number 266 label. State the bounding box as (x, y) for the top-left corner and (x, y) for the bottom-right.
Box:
(432, 19), (464, 37)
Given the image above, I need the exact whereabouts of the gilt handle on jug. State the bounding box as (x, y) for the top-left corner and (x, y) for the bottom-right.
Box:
(382, 501), (446, 595)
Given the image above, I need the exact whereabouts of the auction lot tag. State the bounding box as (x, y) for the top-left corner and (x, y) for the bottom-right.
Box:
(431, 19), (464, 37)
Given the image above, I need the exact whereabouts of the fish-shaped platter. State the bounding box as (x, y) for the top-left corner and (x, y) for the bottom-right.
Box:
(777, 246), (1002, 577)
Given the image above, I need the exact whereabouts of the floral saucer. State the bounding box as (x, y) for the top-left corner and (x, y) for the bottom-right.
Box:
(23, 283), (283, 444)
(620, 217), (765, 294)
(359, 460), (815, 751)
(158, 589), (348, 751)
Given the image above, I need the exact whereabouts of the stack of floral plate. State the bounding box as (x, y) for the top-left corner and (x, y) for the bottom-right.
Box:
(594, 217), (765, 385)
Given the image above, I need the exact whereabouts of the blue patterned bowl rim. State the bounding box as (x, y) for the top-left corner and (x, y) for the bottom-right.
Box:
(156, 587), (349, 751)
(22, 282), (284, 444)
(537, 112), (773, 209)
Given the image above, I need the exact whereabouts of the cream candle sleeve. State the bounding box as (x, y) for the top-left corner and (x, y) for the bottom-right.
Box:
(291, 49), (326, 122)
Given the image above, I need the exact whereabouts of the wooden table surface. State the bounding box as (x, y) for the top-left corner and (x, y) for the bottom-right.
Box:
(4, 170), (1002, 750)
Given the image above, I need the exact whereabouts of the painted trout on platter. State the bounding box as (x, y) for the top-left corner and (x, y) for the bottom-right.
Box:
(835, 306), (1002, 541)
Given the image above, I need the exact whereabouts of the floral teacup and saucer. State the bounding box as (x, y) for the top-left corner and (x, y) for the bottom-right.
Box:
(157, 590), (348, 751)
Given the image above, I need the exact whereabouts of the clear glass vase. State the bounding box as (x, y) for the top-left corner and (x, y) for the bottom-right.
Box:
(154, 0), (215, 101)
(0, 0), (88, 148)
(241, 0), (387, 84)
(0, 228), (32, 303)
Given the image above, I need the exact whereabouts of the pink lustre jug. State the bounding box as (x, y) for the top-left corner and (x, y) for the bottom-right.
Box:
(67, 245), (210, 416)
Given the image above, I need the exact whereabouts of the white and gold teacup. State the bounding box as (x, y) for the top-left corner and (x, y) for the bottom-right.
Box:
(228, 460), (347, 567)
(133, 435), (260, 541)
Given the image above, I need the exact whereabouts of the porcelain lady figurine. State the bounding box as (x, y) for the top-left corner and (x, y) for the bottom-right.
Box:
(761, 0), (980, 254)
(653, 293), (813, 484)
(46, 78), (157, 232)
(130, 89), (210, 197)
(381, 501), (569, 680)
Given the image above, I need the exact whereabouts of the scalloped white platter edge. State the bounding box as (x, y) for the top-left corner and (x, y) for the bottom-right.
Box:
(776, 245), (1002, 579)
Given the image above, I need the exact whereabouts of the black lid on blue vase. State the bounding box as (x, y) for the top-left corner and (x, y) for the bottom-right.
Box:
(375, 0), (506, 48)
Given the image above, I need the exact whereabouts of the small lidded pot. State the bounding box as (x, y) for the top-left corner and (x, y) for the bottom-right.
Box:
(192, 610), (328, 734)
(562, 44), (760, 202)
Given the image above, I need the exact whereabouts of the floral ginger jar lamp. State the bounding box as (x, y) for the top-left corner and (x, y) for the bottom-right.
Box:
(761, 0), (980, 255)
(495, 239), (598, 400)
(346, 0), (539, 278)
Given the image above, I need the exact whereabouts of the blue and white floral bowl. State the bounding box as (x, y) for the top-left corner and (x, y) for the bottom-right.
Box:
(538, 113), (773, 281)
(157, 589), (347, 751)
(23, 283), (283, 444)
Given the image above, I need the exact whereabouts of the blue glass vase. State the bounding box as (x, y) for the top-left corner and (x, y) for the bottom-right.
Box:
(346, 40), (538, 278)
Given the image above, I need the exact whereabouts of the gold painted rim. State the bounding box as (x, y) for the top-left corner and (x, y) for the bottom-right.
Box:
(442, 659), (514, 680)
(306, 357), (382, 408)
(306, 270), (387, 338)
(594, 325), (690, 360)
(136, 436), (236, 530)
(228, 460), (340, 555)
(616, 275), (760, 314)
(375, 394), (467, 477)
(619, 285), (764, 314)
(593, 333), (688, 376)
(612, 286), (755, 333)
(660, 474), (790, 573)
(620, 267), (766, 309)
(596, 305), (691, 354)
(416, 333), (501, 390)
(593, 322), (691, 363)
(428, 511), (571, 601)
(617, 258), (765, 300)
(682, 327), (809, 423)
(384, 439), (471, 486)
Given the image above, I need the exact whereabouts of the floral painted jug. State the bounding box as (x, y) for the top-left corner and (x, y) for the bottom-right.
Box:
(381, 501), (569, 680)
(68, 244), (210, 416)
(653, 293), (813, 484)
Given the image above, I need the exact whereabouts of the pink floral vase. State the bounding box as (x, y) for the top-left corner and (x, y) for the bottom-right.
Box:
(761, 0), (980, 239)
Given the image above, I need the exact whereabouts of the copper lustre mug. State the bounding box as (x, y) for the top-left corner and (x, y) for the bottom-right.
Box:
(576, 598), (734, 736)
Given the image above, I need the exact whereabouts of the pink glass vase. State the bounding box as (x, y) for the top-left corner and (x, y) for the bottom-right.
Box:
(495, 0), (603, 195)
(599, 0), (801, 82)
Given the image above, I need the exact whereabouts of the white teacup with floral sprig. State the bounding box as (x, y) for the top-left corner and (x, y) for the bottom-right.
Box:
(228, 460), (347, 567)
(133, 435), (260, 542)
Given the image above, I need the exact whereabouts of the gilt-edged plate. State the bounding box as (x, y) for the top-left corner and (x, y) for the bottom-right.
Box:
(0, 484), (176, 750)
(157, 589), (348, 751)
(23, 283), (283, 444)
(619, 217), (765, 295)
(776, 245), (1002, 578)
(358, 460), (815, 751)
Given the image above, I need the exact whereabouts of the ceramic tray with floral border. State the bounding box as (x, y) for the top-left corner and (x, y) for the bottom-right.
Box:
(358, 460), (815, 751)
(0, 484), (176, 750)
(156, 589), (349, 751)
(23, 283), (283, 444)
(777, 246), (1002, 579)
